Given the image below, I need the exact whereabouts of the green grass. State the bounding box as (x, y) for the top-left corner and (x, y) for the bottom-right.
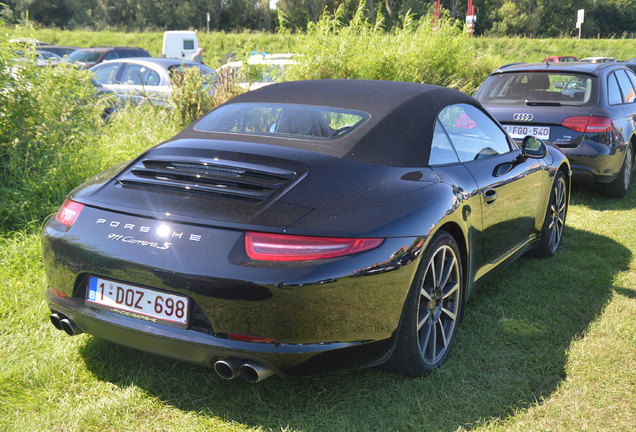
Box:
(1, 187), (634, 432)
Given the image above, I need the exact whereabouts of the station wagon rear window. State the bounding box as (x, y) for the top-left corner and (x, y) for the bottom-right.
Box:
(194, 103), (369, 140)
(478, 72), (595, 106)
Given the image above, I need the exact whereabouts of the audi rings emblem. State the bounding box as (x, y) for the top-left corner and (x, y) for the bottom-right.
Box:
(513, 113), (534, 122)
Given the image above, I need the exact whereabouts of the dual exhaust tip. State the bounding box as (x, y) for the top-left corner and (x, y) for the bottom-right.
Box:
(214, 358), (274, 383)
(50, 313), (83, 336)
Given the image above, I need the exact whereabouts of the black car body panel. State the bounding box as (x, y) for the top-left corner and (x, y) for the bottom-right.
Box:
(43, 80), (570, 378)
(475, 63), (636, 186)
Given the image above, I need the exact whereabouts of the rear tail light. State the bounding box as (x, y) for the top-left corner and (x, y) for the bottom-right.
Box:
(245, 232), (384, 261)
(55, 199), (84, 226)
(561, 116), (613, 133)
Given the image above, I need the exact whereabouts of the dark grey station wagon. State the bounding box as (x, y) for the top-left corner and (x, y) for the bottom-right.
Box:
(476, 62), (636, 197)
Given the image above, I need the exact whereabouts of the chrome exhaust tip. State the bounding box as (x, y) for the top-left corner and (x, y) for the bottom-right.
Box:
(50, 313), (63, 330)
(59, 318), (82, 336)
(213, 358), (243, 380)
(240, 362), (274, 383)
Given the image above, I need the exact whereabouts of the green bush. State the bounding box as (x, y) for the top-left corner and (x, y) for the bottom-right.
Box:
(0, 28), (180, 231)
(0, 28), (106, 230)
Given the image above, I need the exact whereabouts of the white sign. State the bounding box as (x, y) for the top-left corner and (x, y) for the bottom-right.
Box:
(465, 15), (477, 24)
(577, 9), (584, 24)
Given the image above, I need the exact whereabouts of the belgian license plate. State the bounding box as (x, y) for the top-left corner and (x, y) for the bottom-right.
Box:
(86, 277), (189, 327)
(503, 124), (550, 140)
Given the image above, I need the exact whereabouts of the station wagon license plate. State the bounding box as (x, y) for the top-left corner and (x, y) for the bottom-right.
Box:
(86, 277), (189, 327)
(503, 124), (550, 140)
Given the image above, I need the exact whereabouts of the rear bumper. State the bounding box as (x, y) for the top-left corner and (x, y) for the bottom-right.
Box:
(557, 140), (625, 184)
(46, 290), (394, 376)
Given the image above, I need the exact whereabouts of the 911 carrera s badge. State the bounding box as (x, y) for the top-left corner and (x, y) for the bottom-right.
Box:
(107, 233), (171, 250)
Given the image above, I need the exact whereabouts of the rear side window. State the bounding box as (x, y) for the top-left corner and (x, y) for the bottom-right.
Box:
(91, 62), (121, 84)
(477, 72), (594, 105)
(68, 50), (102, 63)
(103, 51), (118, 60)
(120, 63), (160, 86)
(194, 103), (369, 140)
(627, 69), (636, 91)
(615, 70), (636, 103)
(608, 73), (623, 105)
(429, 120), (460, 165)
(437, 104), (511, 162)
(183, 40), (195, 50)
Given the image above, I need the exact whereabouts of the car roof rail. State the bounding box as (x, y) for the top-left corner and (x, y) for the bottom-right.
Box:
(597, 62), (619, 71)
(88, 46), (144, 49)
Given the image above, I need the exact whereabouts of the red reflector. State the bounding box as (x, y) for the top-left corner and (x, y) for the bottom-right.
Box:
(227, 333), (280, 344)
(245, 232), (384, 261)
(55, 199), (84, 226)
(562, 116), (612, 133)
(48, 287), (67, 298)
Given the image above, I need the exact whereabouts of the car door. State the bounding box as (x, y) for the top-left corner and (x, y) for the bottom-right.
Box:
(437, 103), (546, 267)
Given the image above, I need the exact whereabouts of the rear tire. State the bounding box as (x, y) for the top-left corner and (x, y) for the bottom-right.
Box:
(384, 230), (464, 376)
(530, 170), (567, 258)
(603, 143), (633, 198)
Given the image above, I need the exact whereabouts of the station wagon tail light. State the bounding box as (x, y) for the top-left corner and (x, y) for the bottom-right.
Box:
(562, 116), (613, 133)
(245, 232), (384, 261)
(56, 199), (84, 226)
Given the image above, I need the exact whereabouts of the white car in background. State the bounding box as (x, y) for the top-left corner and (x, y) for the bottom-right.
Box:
(580, 56), (617, 63)
(217, 53), (298, 90)
(89, 57), (215, 105)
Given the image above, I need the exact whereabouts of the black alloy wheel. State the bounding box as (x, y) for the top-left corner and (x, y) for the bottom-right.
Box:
(605, 143), (633, 198)
(530, 170), (568, 258)
(385, 231), (464, 376)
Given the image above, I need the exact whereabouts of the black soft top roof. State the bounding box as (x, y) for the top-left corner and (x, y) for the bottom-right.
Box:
(178, 79), (479, 167)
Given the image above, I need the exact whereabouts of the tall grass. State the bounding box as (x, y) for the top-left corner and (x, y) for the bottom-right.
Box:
(0, 28), (105, 230)
(284, 6), (496, 93)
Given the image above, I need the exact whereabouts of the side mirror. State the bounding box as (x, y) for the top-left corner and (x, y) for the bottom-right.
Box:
(555, 82), (565, 89)
(521, 135), (548, 159)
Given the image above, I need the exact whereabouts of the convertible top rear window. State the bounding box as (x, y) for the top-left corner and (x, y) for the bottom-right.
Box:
(477, 72), (595, 106)
(194, 103), (369, 140)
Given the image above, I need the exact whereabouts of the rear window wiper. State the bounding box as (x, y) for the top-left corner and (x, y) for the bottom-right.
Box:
(525, 100), (562, 106)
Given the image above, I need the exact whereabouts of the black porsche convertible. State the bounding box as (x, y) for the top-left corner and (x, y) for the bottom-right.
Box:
(43, 80), (570, 382)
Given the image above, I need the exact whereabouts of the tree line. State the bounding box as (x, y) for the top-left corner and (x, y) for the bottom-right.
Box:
(1, 0), (634, 37)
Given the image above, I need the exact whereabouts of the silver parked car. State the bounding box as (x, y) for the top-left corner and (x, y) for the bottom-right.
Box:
(89, 58), (216, 105)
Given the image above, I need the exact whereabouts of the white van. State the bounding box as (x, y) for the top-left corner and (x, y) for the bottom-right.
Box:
(162, 31), (199, 60)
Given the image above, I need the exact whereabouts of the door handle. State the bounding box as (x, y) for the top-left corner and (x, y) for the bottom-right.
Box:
(483, 188), (497, 205)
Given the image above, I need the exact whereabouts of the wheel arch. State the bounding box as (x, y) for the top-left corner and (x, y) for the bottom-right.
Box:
(557, 162), (571, 191)
(434, 221), (469, 302)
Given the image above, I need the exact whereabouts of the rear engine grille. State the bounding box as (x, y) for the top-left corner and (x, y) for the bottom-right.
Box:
(117, 158), (296, 202)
